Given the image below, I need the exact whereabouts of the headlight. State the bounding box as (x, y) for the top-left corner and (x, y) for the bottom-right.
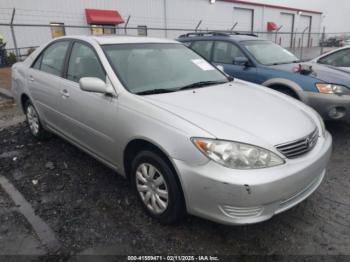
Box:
(192, 138), (285, 170)
(315, 83), (345, 94)
(314, 111), (326, 137)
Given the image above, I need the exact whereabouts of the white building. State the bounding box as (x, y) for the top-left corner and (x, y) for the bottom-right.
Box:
(0, 0), (322, 51)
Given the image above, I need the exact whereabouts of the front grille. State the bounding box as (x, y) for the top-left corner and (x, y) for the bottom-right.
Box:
(276, 129), (319, 159)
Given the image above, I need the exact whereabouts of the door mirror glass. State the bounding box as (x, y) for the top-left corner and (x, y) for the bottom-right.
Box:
(79, 77), (109, 94)
(233, 56), (249, 66)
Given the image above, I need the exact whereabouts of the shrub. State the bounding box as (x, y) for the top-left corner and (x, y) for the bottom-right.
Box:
(27, 47), (36, 56)
(4, 51), (17, 66)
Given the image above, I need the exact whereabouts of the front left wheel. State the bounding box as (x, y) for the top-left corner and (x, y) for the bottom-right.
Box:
(131, 150), (186, 224)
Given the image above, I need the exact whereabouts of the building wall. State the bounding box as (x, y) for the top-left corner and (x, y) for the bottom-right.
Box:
(0, 0), (322, 50)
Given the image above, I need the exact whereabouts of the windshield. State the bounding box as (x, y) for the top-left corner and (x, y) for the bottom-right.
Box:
(103, 43), (228, 94)
(242, 40), (299, 65)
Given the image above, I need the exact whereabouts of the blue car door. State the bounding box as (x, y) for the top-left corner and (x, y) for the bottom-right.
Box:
(212, 41), (257, 82)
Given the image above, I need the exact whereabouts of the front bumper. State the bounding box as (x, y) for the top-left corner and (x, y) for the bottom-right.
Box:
(304, 92), (350, 120)
(174, 131), (332, 225)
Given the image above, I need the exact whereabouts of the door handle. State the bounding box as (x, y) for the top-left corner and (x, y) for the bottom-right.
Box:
(28, 75), (34, 82)
(60, 89), (70, 98)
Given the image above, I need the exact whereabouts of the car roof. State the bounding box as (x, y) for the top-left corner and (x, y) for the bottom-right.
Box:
(56, 35), (179, 45)
(177, 32), (260, 42)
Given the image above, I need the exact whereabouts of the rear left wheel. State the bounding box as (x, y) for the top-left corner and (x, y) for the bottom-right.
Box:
(24, 100), (49, 140)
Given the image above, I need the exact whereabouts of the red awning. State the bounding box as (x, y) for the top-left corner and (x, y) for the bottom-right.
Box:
(267, 22), (278, 31)
(85, 9), (124, 25)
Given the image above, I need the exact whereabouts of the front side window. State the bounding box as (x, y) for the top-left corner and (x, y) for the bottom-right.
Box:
(103, 43), (228, 94)
(213, 41), (246, 64)
(67, 42), (106, 83)
(40, 41), (70, 77)
(318, 49), (350, 67)
(242, 40), (299, 65)
(190, 41), (213, 61)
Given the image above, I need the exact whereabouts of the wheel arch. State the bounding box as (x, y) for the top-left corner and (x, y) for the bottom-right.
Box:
(123, 138), (187, 208)
(20, 93), (31, 112)
(262, 78), (305, 101)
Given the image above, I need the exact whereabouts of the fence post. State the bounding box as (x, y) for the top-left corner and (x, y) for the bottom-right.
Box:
(124, 16), (130, 35)
(10, 8), (20, 60)
(195, 20), (202, 32)
(320, 26), (326, 55)
(230, 22), (238, 32)
(275, 25), (283, 44)
(300, 26), (309, 60)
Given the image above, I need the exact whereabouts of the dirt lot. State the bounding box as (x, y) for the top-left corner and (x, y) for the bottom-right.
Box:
(0, 67), (12, 90)
(0, 106), (349, 261)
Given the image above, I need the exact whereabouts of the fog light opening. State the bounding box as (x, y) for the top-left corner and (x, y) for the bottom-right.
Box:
(328, 106), (346, 119)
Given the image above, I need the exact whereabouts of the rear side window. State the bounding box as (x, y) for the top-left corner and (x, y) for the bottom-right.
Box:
(40, 41), (70, 77)
(190, 41), (213, 61)
(67, 42), (106, 83)
(213, 41), (246, 64)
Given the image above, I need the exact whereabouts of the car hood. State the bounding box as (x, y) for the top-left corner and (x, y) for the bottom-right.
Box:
(144, 81), (316, 147)
(270, 62), (350, 87)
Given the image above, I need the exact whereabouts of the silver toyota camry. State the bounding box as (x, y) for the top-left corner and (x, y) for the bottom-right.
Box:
(11, 36), (332, 225)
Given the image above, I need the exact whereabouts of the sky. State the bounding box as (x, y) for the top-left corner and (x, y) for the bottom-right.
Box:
(251, 0), (349, 33)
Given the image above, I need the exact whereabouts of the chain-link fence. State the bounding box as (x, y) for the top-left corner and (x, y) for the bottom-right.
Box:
(0, 22), (349, 65)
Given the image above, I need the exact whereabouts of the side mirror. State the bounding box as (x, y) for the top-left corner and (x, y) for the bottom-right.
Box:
(79, 77), (112, 94)
(233, 57), (249, 66)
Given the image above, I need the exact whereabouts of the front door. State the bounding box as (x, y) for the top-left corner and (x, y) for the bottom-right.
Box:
(58, 41), (119, 164)
(212, 41), (257, 82)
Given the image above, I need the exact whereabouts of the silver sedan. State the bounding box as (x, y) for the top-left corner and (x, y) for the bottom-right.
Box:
(11, 36), (332, 225)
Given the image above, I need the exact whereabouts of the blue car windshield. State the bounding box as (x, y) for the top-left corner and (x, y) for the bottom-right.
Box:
(242, 40), (299, 65)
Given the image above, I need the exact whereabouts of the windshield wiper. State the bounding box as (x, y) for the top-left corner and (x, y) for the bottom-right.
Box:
(135, 89), (176, 95)
(177, 80), (227, 91)
(271, 60), (301, 66)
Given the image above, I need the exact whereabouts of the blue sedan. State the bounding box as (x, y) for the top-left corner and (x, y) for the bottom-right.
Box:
(178, 32), (350, 121)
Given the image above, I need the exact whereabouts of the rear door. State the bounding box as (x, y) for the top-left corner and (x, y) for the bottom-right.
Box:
(212, 41), (257, 82)
(27, 40), (71, 131)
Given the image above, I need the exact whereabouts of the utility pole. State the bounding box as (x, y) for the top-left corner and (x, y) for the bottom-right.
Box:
(163, 0), (168, 38)
(320, 26), (326, 55)
(10, 8), (20, 60)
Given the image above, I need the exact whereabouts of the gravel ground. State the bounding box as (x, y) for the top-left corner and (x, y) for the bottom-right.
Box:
(0, 111), (349, 260)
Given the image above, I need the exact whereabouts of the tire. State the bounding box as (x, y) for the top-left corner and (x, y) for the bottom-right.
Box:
(276, 87), (299, 99)
(131, 150), (186, 224)
(24, 100), (50, 140)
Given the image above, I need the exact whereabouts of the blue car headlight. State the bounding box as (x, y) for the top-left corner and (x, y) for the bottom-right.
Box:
(315, 83), (346, 95)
